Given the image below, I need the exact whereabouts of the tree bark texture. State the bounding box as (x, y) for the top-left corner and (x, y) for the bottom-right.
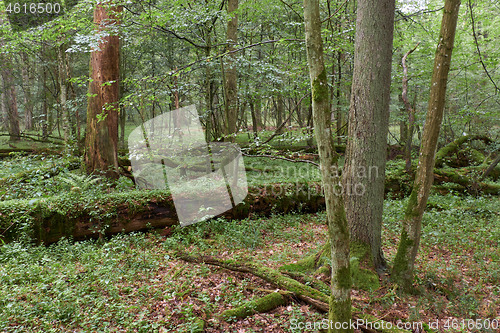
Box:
(402, 43), (419, 172)
(0, 14), (21, 142)
(20, 53), (33, 130)
(224, 0), (238, 138)
(84, 1), (122, 178)
(303, 0), (352, 331)
(58, 43), (71, 144)
(392, 0), (461, 291)
(342, 0), (395, 273)
(1, 65), (21, 142)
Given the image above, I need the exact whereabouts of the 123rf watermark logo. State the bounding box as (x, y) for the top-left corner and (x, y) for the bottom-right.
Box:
(290, 318), (423, 331)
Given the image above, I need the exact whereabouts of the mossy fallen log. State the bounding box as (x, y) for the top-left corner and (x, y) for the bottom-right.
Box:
(0, 183), (325, 244)
(434, 168), (500, 195)
(220, 292), (287, 321)
(435, 135), (492, 168)
(0, 190), (177, 244)
(177, 252), (330, 305)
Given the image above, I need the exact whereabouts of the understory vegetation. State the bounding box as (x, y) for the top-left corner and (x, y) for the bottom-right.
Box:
(0, 191), (498, 332)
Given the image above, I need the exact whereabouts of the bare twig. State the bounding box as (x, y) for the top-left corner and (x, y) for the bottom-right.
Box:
(321, 0), (349, 23)
(263, 94), (307, 144)
(277, 0), (302, 20)
(468, 0), (500, 94)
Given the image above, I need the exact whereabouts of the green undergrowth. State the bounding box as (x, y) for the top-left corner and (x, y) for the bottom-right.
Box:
(0, 154), (321, 202)
(0, 193), (498, 331)
(383, 194), (500, 320)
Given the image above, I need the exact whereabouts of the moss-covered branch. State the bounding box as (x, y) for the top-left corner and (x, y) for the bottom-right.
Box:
(220, 292), (288, 321)
(177, 252), (412, 332)
(435, 135), (492, 168)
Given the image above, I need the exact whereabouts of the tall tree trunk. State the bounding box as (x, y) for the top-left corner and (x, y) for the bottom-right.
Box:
(249, 100), (258, 138)
(392, 0), (461, 291)
(303, 1), (352, 331)
(1, 65), (21, 142)
(343, 0), (395, 273)
(402, 44), (419, 172)
(42, 63), (48, 140)
(20, 53), (34, 131)
(119, 39), (126, 148)
(84, 1), (122, 178)
(58, 43), (71, 145)
(0, 14), (20, 142)
(276, 95), (284, 134)
(0, 89), (6, 131)
(224, 0), (238, 139)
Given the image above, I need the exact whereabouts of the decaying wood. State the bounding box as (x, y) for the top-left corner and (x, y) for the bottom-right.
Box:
(1, 183), (325, 244)
(178, 253), (412, 332)
(220, 292), (288, 321)
(435, 135), (492, 168)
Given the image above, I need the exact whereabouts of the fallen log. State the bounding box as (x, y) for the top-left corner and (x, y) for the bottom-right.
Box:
(435, 135), (492, 168)
(434, 168), (500, 195)
(177, 253), (412, 332)
(220, 292), (288, 321)
(479, 153), (500, 181)
(0, 183), (325, 244)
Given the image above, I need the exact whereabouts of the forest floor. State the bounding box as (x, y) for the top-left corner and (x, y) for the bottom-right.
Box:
(0, 193), (498, 332)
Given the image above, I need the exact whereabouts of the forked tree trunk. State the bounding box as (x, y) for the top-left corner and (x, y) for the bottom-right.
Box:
(303, 0), (352, 331)
(224, 0), (238, 139)
(343, 0), (395, 273)
(392, 0), (461, 291)
(84, 1), (122, 178)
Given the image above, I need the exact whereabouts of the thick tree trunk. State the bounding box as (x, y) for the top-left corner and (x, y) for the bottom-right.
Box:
(0, 15), (19, 140)
(0, 17), (20, 142)
(303, 0), (352, 331)
(392, 0), (461, 291)
(84, 1), (122, 178)
(342, 0), (395, 273)
(224, 0), (238, 138)
(1, 66), (21, 142)
(119, 39), (126, 148)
